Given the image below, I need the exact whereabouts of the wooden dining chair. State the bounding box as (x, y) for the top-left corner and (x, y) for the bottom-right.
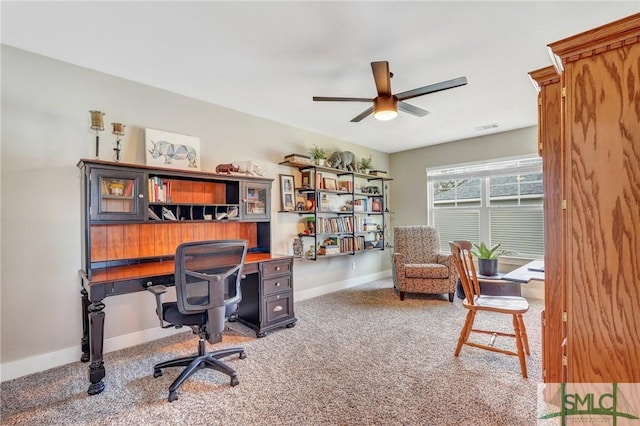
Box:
(448, 240), (530, 378)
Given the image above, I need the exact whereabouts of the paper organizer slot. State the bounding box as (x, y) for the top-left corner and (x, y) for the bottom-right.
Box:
(148, 204), (240, 221)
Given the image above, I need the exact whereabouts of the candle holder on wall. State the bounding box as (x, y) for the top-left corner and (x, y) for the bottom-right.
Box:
(111, 122), (125, 162)
(89, 110), (105, 158)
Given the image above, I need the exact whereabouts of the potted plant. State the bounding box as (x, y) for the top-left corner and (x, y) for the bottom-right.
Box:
(358, 155), (373, 174)
(309, 144), (327, 166)
(472, 242), (506, 276)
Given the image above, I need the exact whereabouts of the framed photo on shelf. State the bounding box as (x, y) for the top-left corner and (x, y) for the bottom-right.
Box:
(301, 170), (313, 188)
(279, 174), (295, 211)
(323, 177), (337, 191)
(371, 198), (382, 212)
(339, 180), (353, 192)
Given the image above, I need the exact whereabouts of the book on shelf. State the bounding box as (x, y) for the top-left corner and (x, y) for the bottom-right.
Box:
(124, 180), (134, 197)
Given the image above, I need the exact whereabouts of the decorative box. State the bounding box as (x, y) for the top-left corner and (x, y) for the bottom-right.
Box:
(284, 153), (311, 164)
(370, 170), (387, 177)
(318, 245), (340, 255)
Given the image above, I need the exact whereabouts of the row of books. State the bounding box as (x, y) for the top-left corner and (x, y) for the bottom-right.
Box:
(307, 216), (381, 234)
(317, 236), (368, 255)
(340, 236), (367, 252)
(315, 216), (354, 233)
(148, 177), (172, 203)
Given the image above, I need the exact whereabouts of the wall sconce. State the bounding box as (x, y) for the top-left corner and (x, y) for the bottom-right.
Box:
(111, 122), (125, 162)
(89, 110), (105, 158)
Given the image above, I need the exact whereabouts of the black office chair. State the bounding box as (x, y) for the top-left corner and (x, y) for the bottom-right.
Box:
(147, 239), (248, 402)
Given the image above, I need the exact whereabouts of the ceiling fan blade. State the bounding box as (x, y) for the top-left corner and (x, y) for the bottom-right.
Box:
(395, 77), (468, 101)
(371, 61), (392, 97)
(398, 101), (430, 117)
(350, 106), (374, 122)
(313, 96), (373, 102)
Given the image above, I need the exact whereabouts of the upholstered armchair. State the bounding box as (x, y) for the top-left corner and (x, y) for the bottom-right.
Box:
(392, 226), (457, 302)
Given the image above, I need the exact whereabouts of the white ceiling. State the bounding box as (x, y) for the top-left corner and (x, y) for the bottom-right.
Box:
(2, 1), (639, 153)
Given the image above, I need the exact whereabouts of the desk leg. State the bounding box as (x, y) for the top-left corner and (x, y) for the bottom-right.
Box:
(87, 300), (106, 395)
(80, 287), (90, 362)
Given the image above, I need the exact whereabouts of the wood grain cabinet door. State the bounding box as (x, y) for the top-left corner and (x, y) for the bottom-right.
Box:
(549, 14), (640, 383)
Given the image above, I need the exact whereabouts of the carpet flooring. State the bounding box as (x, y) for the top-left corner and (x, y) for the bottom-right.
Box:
(1, 279), (544, 425)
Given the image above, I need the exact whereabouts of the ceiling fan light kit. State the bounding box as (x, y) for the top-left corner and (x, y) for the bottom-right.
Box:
(373, 97), (398, 121)
(313, 61), (467, 122)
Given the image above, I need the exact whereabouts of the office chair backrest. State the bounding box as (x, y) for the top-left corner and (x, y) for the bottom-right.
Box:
(448, 240), (481, 305)
(174, 239), (248, 315)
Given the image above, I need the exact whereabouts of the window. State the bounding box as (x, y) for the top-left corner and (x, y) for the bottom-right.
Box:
(427, 157), (543, 258)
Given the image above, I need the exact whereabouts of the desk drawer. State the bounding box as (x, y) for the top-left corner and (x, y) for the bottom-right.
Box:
(243, 262), (259, 275)
(261, 259), (292, 278)
(263, 291), (293, 326)
(263, 275), (292, 296)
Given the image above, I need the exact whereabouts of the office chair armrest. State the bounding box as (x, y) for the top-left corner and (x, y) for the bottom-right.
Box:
(147, 284), (168, 296)
(146, 285), (172, 329)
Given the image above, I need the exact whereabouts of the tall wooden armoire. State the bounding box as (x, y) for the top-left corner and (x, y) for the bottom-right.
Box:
(529, 65), (564, 384)
(531, 13), (640, 383)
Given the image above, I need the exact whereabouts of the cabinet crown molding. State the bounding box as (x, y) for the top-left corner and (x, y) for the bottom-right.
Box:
(548, 13), (640, 64)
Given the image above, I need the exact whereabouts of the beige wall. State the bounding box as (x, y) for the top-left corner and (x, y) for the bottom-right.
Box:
(388, 126), (539, 229)
(0, 46), (391, 380)
(388, 128), (543, 300)
(1, 46), (540, 380)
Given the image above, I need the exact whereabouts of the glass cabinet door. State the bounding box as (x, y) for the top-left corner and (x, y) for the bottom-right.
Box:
(240, 181), (270, 221)
(90, 168), (145, 221)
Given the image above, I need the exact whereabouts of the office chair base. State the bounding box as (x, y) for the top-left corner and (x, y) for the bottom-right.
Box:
(154, 343), (246, 402)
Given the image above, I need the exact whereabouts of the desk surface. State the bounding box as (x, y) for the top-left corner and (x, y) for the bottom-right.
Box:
(86, 252), (289, 285)
(502, 260), (545, 283)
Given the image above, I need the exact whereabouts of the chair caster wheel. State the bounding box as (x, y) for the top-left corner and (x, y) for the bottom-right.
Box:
(286, 322), (296, 328)
(153, 369), (162, 378)
(239, 351), (247, 359)
(230, 376), (239, 387)
(168, 391), (178, 402)
(256, 332), (266, 338)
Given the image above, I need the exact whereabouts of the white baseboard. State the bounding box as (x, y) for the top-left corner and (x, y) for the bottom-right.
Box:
(294, 270), (392, 302)
(1, 270), (393, 383)
(0, 326), (186, 383)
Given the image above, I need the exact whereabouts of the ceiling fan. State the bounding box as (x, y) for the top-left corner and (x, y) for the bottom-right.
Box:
(313, 61), (467, 122)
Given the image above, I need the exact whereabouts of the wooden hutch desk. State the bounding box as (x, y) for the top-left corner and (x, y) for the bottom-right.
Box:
(77, 159), (296, 395)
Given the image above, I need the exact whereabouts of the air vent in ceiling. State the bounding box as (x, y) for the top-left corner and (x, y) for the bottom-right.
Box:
(474, 123), (499, 131)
